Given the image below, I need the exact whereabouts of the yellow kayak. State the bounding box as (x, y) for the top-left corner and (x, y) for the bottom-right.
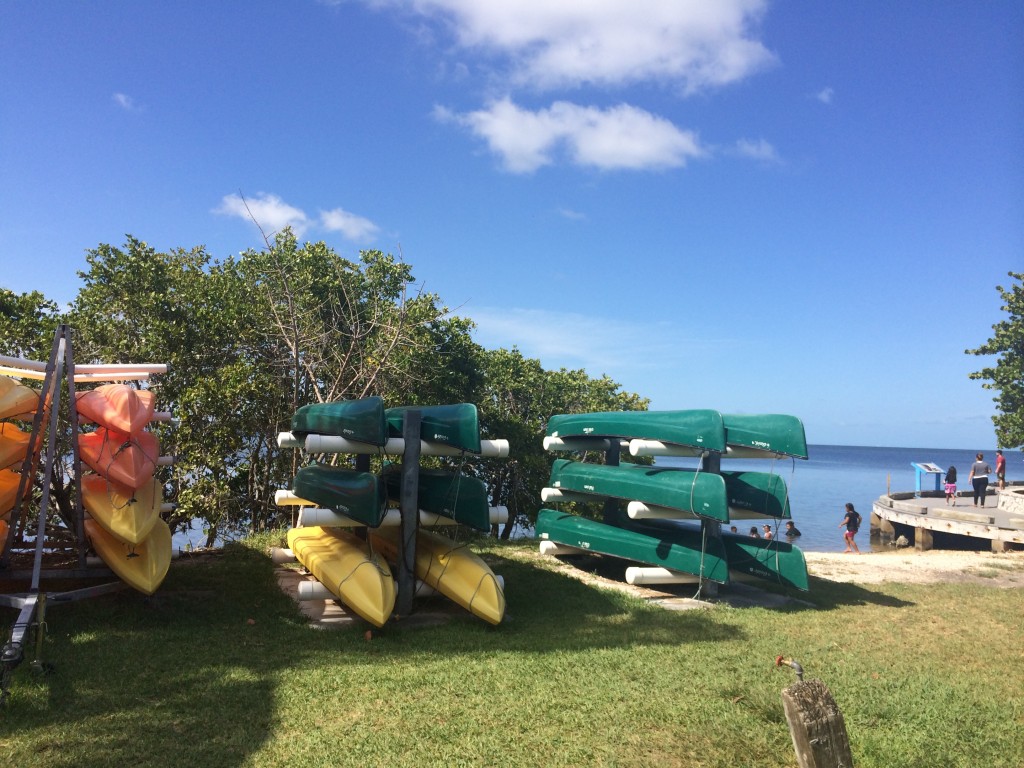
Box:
(288, 526), (396, 627)
(370, 527), (505, 625)
(85, 517), (171, 595)
(0, 376), (39, 420)
(0, 422), (32, 470)
(1, 467), (26, 518)
(81, 473), (161, 545)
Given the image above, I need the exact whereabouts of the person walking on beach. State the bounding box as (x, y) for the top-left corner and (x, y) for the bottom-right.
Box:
(968, 453), (993, 507)
(996, 450), (1006, 490)
(944, 465), (957, 506)
(839, 502), (861, 554)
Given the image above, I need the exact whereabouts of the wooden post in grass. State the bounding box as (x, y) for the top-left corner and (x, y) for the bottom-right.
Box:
(781, 678), (854, 768)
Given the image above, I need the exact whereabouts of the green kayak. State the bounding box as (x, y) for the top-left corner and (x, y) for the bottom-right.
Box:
(535, 508), (729, 583)
(292, 464), (387, 526)
(382, 466), (490, 531)
(546, 410), (726, 453)
(548, 458), (729, 523)
(722, 414), (808, 460)
(723, 471), (791, 519)
(291, 396), (387, 445)
(386, 403), (481, 454)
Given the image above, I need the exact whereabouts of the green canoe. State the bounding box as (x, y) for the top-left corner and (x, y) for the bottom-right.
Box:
(535, 508), (729, 583)
(723, 471), (791, 519)
(619, 516), (808, 591)
(292, 464), (387, 526)
(722, 414), (808, 460)
(548, 458), (729, 523)
(721, 530), (808, 591)
(386, 403), (481, 454)
(546, 410), (726, 453)
(382, 466), (490, 531)
(291, 396), (387, 445)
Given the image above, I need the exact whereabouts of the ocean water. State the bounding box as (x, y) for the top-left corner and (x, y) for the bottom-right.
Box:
(659, 445), (1021, 552)
(172, 444), (1021, 554)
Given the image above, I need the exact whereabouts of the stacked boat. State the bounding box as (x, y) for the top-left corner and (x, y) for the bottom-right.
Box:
(278, 397), (508, 627)
(537, 409), (810, 591)
(77, 383), (171, 595)
(0, 376), (43, 556)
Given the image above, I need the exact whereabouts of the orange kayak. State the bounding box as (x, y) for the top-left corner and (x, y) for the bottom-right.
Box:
(0, 519), (8, 555)
(1, 468), (26, 518)
(79, 427), (159, 489)
(0, 422), (32, 470)
(76, 384), (156, 435)
(0, 376), (39, 420)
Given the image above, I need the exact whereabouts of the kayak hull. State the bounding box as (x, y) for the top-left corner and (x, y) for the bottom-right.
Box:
(291, 397), (387, 445)
(549, 458), (729, 522)
(383, 467), (491, 531)
(81, 473), (161, 545)
(536, 508), (729, 583)
(0, 423), (31, 470)
(546, 410), (726, 453)
(79, 428), (159, 489)
(0, 377), (39, 420)
(288, 525), (396, 627)
(291, 465), (386, 526)
(76, 384), (156, 435)
(386, 403), (481, 454)
(85, 517), (172, 595)
(370, 527), (505, 625)
(723, 414), (808, 460)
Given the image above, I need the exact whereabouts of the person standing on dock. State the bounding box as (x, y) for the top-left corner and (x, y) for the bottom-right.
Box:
(944, 465), (958, 506)
(839, 503), (861, 553)
(968, 453), (993, 507)
(996, 450), (1006, 490)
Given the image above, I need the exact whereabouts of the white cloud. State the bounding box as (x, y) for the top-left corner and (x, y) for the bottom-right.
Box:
(214, 193), (381, 243)
(113, 92), (138, 111)
(320, 208), (381, 241)
(557, 207), (586, 221)
(734, 137), (780, 163)
(380, 0), (775, 92)
(439, 97), (704, 173)
(468, 306), (725, 378)
(815, 87), (834, 104)
(215, 193), (310, 237)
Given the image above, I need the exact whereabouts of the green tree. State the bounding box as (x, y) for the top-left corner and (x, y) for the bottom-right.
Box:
(0, 287), (62, 360)
(966, 271), (1024, 448)
(470, 347), (648, 537)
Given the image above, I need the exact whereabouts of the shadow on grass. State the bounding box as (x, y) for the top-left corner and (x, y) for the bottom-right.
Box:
(0, 542), (746, 766)
(800, 574), (916, 609)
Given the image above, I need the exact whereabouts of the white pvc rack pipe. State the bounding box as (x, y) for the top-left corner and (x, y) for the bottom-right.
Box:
(542, 436), (628, 453)
(628, 439), (786, 460)
(538, 540), (588, 557)
(625, 566), (700, 585)
(626, 500), (698, 520)
(540, 487), (596, 504)
(296, 506), (508, 528)
(302, 433), (509, 458)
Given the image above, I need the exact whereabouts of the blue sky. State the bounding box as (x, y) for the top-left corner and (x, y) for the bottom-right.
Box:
(1, 1), (1021, 450)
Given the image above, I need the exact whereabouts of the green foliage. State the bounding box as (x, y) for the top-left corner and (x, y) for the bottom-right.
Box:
(1, 233), (649, 542)
(966, 271), (1024, 448)
(470, 347), (649, 535)
(0, 287), (62, 360)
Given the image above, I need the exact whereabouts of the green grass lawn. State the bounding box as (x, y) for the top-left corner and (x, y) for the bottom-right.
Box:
(1, 537), (1022, 767)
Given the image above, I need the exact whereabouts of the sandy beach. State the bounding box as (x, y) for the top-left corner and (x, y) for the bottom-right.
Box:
(803, 548), (1024, 588)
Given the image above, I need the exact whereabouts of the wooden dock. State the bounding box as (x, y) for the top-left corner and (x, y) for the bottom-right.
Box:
(871, 483), (1024, 552)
